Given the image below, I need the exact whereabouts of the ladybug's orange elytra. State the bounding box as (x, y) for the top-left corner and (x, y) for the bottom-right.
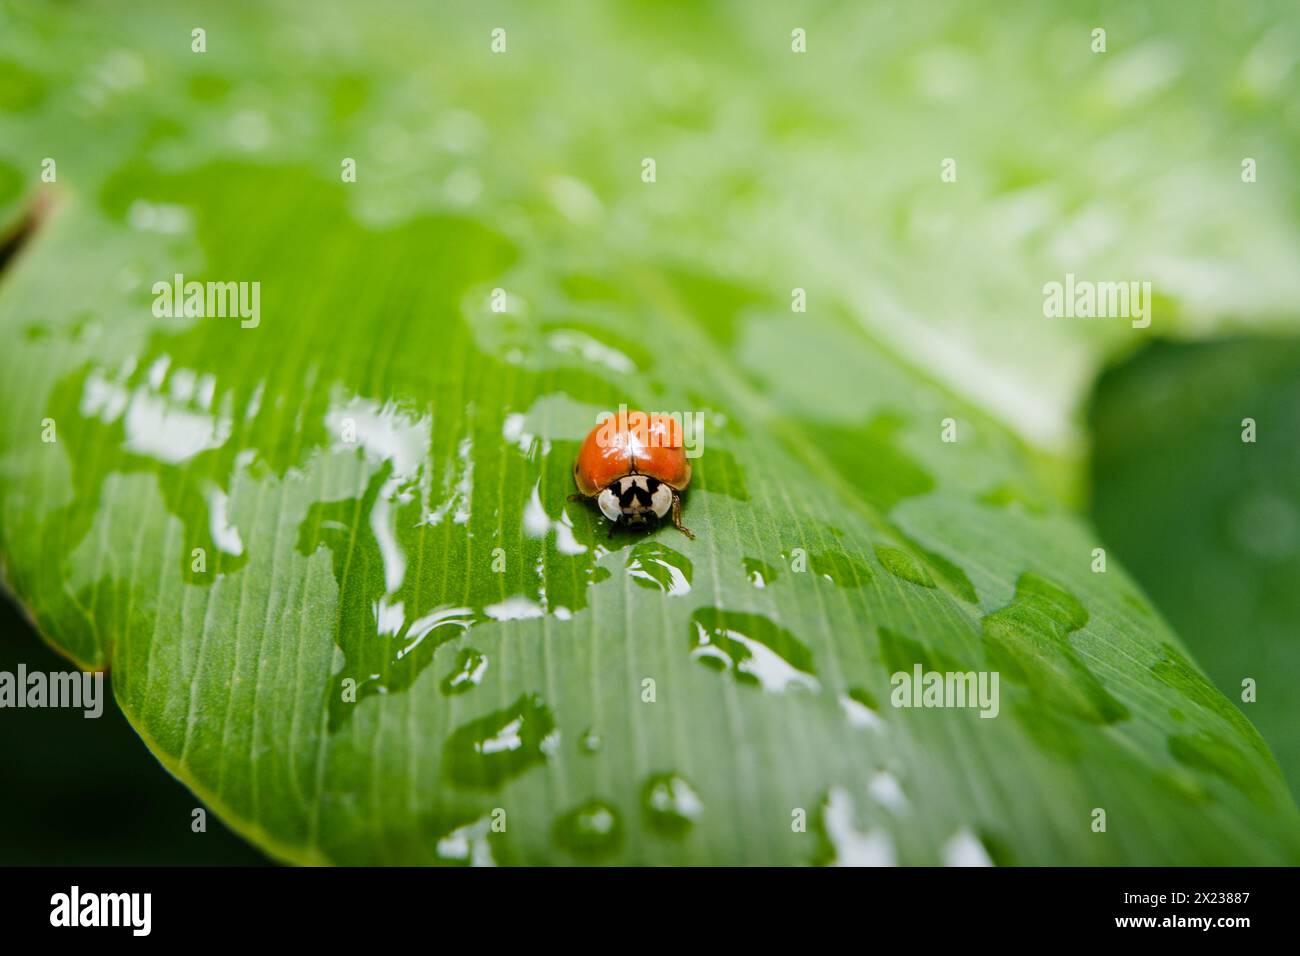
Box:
(571, 411), (694, 539)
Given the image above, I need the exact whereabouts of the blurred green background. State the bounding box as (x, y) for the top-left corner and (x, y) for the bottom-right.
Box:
(1090, 337), (1300, 796)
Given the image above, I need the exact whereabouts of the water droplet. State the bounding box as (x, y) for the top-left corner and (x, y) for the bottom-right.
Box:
(689, 608), (818, 693)
(867, 771), (907, 812)
(942, 827), (993, 867)
(641, 773), (703, 838)
(423, 433), (472, 527)
(202, 482), (244, 556)
(229, 109), (271, 150)
(553, 799), (623, 860)
(443, 694), (556, 789)
(981, 573), (1127, 725)
(443, 165), (482, 205)
(840, 688), (886, 731)
(977, 482), (1045, 514)
(522, 479), (551, 537)
(625, 541), (692, 595)
(482, 595), (546, 621)
(1168, 730), (1272, 808)
(579, 729), (603, 754)
(522, 478), (588, 555)
(886, 525), (978, 602)
(394, 605), (474, 659)
(441, 648), (488, 695)
(742, 557), (778, 589)
(808, 550), (874, 587)
(80, 354), (235, 464)
(432, 108), (486, 151)
(435, 814), (496, 866)
(818, 788), (895, 867)
(547, 330), (636, 373)
(874, 545), (935, 588)
(502, 412), (546, 459)
(545, 175), (602, 224)
(126, 199), (192, 234)
(325, 395), (431, 481)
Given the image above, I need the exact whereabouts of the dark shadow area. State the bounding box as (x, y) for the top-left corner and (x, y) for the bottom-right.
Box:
(0, 595), (271, 865)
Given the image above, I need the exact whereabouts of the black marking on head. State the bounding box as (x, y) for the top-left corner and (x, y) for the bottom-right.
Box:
(615, 475), (660, 509)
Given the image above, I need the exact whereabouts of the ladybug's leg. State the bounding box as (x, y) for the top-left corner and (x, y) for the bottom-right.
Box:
(567, 493), (586, 503)
(671, 492), (695, 540)
(607, 519), (618, 540)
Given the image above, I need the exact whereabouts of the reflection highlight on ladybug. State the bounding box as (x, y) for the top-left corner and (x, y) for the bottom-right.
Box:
(570, 411), (694, 539)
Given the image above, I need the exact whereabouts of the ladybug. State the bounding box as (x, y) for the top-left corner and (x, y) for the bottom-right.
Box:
(570, 410), (694, 539)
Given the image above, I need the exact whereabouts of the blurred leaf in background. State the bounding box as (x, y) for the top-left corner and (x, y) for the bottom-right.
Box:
(1090, 337), (1300, 795)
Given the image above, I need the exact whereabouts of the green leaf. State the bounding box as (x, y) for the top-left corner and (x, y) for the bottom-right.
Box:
(2, 1), (1299, 865)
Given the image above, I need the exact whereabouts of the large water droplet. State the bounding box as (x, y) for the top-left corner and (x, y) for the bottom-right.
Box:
(547, 329), (637, 374)
(981, 573), (1127, 725)
(688, 608), (818, 693)
(874, 545), (935, 588)
(441, 647), (488, 695)
(817, 788), (895, 866)
(625, 541), (692, 595)
(442, 694), (557, 789)
(892, 531), (978, 602)
(942, 827), (994, 867)
(482, 595), (546, 621)
(808, 550), (874, 587)
(434, 814), (496, 866)
(553, 799), (623, 860)
(841, 687), (886, 732)
(867, 771), (908, 812)
(523, 478), (587, 555)
(743, 557), (779, 589)
(977, 482), (1046, 514)
(641, 773), (703, 838)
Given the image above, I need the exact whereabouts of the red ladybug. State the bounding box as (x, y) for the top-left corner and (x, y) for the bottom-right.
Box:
(571, 410), (694, 538)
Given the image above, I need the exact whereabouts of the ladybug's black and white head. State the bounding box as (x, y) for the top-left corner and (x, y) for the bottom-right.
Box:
(597, 475), (673, 526)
